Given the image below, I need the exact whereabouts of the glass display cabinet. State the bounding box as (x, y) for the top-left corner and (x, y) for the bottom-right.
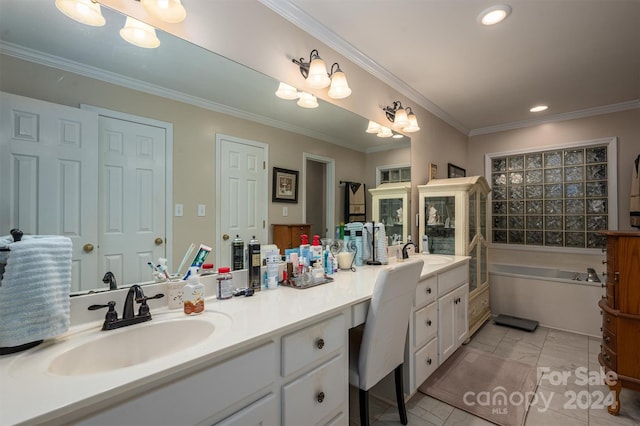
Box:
(369, 182), (411, 245)
(418, 176), (491, 338)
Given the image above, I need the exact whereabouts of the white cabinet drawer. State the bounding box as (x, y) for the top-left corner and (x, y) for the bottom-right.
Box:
(216, 393), (278, 426)
(414, 301), (438, 348)
(414, 338), (438, 387)
(438, 264), (468, 296)
(415, 275), (437, 308)
(282, 354), (346, 426)
(77, 342), (276, 426)
(282, 314), (345, 376)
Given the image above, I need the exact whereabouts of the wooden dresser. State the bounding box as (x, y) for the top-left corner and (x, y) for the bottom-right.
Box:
(598, 231), (640, 415)
(272, 224), (311, 255)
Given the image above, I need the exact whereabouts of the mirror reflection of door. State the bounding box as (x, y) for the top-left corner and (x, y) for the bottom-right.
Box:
(306, 159), (326, 238)
(215, 134), (268, 269)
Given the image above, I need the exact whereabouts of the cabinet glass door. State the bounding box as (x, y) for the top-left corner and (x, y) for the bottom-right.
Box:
(379, 197), (404, 244)
(424, 196), (456, 254)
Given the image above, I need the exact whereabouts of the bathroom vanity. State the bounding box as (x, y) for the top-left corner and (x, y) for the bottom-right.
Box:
(0, 255), (468, 425)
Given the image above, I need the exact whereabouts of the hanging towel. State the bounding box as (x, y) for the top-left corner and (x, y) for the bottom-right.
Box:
(344, 181), (366, 222)
(0, 235), (72, 348)
(631, 155), (640, 229)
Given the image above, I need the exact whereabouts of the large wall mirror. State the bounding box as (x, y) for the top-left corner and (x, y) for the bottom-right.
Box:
(0, 1), (410, 294)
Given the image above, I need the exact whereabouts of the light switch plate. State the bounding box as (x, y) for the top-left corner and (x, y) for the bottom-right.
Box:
(197, 204), (206, 217)
(175, 203), (183, 217)
(282, 206), (288, 217)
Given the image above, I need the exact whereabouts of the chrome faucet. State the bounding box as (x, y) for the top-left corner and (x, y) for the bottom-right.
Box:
(102, 271), (118, 290)
(586, 268), (601, 283)
(402, 240), (418, 259)
(88, 284), (164, 330)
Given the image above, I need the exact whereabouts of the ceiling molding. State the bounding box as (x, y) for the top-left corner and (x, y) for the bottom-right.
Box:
(259, 0), (470, 135)
(0, 41), (379, 153)
(469, 100), (640, 137)
(366, 139), (411, 154)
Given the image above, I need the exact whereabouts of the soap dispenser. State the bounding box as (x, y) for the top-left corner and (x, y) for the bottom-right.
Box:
(299, 234), (310, 266)
(311, 235), (322, 262)
(183, 266), (204, 315)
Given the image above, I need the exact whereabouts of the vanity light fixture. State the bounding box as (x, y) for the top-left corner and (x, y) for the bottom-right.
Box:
(383, 101), (420, 133)
(366, 120), (382, 134)
(296, 92), (319, 109)
(376, 126), (393, 138)
(529, 105), (549, 112)
(275, 82), (299, 100)
(120, 16), (161, 48)
(140, 0), (187, 23)
(292, 49), (352, 99)
(478, 5), (512, 26)
(55, 0), (106, 26)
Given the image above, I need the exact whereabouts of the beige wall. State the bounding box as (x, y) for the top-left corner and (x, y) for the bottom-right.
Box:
(0, 54), (368, 270)
(468, 108), (640, 270)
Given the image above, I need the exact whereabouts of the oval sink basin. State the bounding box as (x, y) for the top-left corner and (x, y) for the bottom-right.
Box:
(47, 315), (226, 376)
(422, 255), (454, 265)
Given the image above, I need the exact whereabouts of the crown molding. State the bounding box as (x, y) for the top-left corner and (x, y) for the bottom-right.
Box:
(469, 100), (640, 136)
(366, 139), (411, 154)
(259, 0), (469, 135)
(0, 41), (374, 153)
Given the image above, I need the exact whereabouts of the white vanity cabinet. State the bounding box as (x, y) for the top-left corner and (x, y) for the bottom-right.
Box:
(405, 261), (469, 395)
(281, 314), (348, 426)
(418, 177), (491, 339)
(369, 182), (412, 245)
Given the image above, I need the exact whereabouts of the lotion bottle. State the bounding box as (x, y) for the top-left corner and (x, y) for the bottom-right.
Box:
(184, 266), (205, 315)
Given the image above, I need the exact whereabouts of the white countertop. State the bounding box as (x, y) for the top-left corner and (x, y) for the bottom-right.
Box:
(0, 255), (468, 425)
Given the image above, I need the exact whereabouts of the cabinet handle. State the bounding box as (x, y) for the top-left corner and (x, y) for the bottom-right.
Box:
(604, 336), (611, 343)
(316, 338), (325, 350)
(602, 248), (607, 253)
(600, 311), (603, 315)
(604, 354), (611, 362)
(602, 259), (607, 264)
(601, 283), (605, 288)
(614, 272), (619, 282)
(602, 295), (607, 300)
(606, 317), (611, 323)
(426, 358), (432, 365)
(426, 287), (432, 294)
(316, 391), (325, 403)
(426, 319), (432, 327)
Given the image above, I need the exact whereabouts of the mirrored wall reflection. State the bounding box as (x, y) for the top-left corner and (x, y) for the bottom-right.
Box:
(0, 0), (410, 293)
(490, 143), (610, 249)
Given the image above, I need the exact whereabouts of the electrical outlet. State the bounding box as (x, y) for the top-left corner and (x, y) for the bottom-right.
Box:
(175, 203), (183, 217)
(282, 206), (288, 217)
(197, 204), (206, 217)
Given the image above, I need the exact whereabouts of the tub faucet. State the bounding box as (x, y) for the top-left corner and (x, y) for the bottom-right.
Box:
(586, 268), (601, 283)
(402, 240), (418, 259)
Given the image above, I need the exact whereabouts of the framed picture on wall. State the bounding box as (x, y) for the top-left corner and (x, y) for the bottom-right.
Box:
(272, 167), (299, 203)
(447, 163), (466, 178)
(428, 163), (438, 181)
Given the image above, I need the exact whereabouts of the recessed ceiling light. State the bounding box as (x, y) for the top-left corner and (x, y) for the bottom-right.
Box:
(529, 105), (548, 112)
(478, 5), (512, 26)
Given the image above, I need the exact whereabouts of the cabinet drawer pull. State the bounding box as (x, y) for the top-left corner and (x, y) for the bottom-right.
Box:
(602, 259), (607, 264)
(606, 317), (611, 323)
(426, 358), (432, 365)
(426, 319), (432, 327)
(604, 354), (611, 362)
(604, 336), (611, 343)
(614, 272), (619, 282)
(317, 391), (325, 403)
(316, 338), (325, 350)
(426, 287), (432, 294)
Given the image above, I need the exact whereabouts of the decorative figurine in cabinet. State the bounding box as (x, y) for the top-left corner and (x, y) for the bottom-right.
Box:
(418, 176), (491, 338)
(369, 182), (411, 246)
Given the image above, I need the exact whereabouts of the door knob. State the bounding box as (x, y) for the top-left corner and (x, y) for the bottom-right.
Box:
(223, 234), (230, 241)
(83, 243), (94, 253)
(155, 237), (164, 245)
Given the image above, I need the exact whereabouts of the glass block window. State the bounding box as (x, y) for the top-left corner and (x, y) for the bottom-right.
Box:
(379, 166), (411, 184)
(489, 144), (611, 249)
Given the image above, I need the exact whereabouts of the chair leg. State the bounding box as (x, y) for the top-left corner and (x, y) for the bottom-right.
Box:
(359, 388), (370, 426)
(394, 364), (408, 425)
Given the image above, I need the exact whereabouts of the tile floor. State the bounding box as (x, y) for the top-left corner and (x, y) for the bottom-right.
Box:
(349, 321), (640, 425)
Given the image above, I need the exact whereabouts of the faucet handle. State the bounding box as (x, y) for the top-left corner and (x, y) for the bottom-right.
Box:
(88, 301), (118, 327)
(137, 293), (165, 316)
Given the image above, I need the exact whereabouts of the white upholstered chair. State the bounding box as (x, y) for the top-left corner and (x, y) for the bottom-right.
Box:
(349, 259), (424, 425)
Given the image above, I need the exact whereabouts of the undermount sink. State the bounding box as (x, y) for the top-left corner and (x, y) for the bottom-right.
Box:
(422, 255), (454, 265)
(45, 313), (231, 376)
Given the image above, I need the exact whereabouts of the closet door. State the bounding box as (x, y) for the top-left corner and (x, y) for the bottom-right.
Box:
(0, 91), (98, 292)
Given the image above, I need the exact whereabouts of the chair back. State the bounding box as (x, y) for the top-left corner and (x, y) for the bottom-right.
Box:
(358, 259), (424, 390)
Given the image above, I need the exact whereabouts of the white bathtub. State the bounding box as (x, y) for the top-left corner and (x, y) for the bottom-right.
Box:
(490, 264), (603, 337)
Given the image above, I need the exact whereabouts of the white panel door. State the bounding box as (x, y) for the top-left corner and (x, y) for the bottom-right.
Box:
(98, 116), (166, 285)
(216, 135), (267, 269)
(0, 92), (98, 292)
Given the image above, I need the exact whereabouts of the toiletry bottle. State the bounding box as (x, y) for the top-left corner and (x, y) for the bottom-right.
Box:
(248, 236), (261, 292)
(311, 235), (322, 262)
(299, 234), (310, 266)
(355, 230), (363, 266)
(216, 267), (233, 300)
(231, 235), (244, 270)
(183, 266), (205, 315)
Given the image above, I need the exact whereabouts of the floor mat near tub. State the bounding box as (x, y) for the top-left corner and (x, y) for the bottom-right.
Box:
(418, 346), (539, 426)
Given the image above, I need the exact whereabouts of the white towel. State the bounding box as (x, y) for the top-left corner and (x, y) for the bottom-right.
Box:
(0, 235), (71, 348)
